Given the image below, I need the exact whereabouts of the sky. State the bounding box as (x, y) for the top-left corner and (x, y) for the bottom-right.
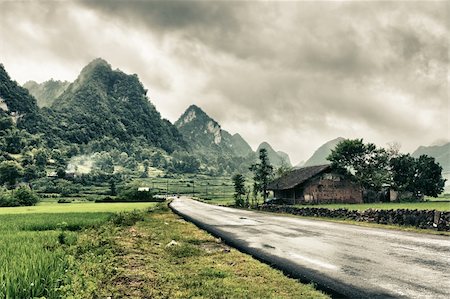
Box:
(0, 0), (448, 165)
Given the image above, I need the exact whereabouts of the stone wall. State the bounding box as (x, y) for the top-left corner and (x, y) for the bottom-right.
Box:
(259, 205), (450, 231)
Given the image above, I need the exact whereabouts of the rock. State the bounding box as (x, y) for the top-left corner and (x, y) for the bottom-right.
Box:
(165, 240), (179, 247)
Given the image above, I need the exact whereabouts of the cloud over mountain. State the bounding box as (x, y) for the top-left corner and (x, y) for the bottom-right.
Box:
(1, 0), (448, 164)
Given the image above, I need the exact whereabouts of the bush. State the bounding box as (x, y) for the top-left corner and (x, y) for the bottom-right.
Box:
(0, 189), (17, 207)
(13, 186), (40, 206)
(118, 183), (156, 202)
(0, 186), (40, 207)
(108, 210), (145, 226)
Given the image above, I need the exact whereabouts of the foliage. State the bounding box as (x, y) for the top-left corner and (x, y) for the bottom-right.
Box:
(118, 182), (154, 201)
(170, 153), (201, 173)
(391, 154), (445, 198)
(13, 185), (40, 206)
(33, 178), (81, 196)
(0, 186), (40, 207)
(275, 160), (293, 179)
(0, 160), (24, 188)
(250, 148), (274, 203)
(327, 139), (390, 191)
(232, 174), (246, 207)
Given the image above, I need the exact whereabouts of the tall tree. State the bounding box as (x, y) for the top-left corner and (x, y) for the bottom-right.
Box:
(391, 154), (445, 198)
(327, 138), (390, 191)
(249, 148), (274, 204)
(232, 174), (246, 207)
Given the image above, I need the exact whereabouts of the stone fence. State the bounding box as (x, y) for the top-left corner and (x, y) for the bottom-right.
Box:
(259, 205), (450, 231)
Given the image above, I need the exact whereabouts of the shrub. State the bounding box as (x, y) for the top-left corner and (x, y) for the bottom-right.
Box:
(109, 210), (145, 226)
(0, 189), (17, 207)
(0, 186), (40, 206)
(118, 183), (154, 202)
(13, 186), (40, 206)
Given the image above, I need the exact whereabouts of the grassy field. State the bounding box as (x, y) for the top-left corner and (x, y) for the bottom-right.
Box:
(1, 200), (327, 298)
(63, 205), (328, 298)
(296, 201), (450, 211)
(0, 201), (157, 214)
(0, 202), (156, 298)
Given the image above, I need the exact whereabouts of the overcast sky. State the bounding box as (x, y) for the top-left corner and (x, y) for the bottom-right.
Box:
(1, 0), (448, 164)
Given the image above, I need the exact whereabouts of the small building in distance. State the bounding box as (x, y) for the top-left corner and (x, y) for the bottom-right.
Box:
(267, 165), (363, 205)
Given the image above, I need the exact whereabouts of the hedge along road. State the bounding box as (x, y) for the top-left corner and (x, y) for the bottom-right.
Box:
(170, 197), (450, 299)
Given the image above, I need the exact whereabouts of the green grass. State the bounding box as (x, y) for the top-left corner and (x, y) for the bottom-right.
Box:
(295, 201), (450, 211)
(63, 205), (328, 298)
(0, 201), (158, 214)
(0, 201), (155, 298)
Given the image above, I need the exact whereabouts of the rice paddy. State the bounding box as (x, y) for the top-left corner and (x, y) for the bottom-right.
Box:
(0, 202), (157, 298)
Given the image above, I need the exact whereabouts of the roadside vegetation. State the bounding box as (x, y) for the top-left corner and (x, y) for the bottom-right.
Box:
(62, 204), (328, 298)
(0, 202), (328, 298)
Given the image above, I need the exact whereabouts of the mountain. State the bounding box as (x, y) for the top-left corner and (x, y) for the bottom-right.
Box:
(175, 104), (258, 174)
(175, 105), (254, 157)
(257, 142), (292, 168)
(0, 64), (43, 133)
(23, 79), (70, 107)
(229, 133), (253, 157)
(175, 105), (230, 152)
(295, 161), (305, 168)
(277, 151), (291, 166)
(303, 137), (345, 167)
(412, 142), (450, 173)
(0, 64), (39, 116)
(46, 58), (185, 153)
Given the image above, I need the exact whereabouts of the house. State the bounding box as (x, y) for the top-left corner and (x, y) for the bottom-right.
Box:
(267, 165), (363, 204)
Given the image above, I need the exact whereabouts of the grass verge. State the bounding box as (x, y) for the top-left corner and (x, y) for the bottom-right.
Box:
(63, 204), (329, 298)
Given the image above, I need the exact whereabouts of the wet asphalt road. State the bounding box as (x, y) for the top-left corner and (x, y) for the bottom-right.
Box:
(170, 198), (450, 299)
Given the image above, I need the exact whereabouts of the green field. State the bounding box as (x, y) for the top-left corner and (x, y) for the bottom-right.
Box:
(0, 202), (156, 298)
(0, 201), (158, 214)
(296, 201), (450, 211)
(0, 200), (327, 298)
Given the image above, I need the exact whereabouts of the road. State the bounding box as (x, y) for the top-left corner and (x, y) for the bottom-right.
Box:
(170, 197), (450, 299)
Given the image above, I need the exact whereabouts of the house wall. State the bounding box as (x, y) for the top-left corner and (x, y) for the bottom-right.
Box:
(274, 172), (363, 204)
(301, 173), (363, 204)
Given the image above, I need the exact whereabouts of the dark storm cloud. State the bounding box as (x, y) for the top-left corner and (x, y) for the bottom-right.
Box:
(1, 0), (448, 162)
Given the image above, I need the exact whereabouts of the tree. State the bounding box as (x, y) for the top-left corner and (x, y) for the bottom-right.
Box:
(327, 139), (390, 191)
(232, 174), (246, 207)
(110, 179), (117, 196)
(13, 185), (39, 206)
(94, 152), (114, 174)
(249, 148), (274, 204)
(34, 149), (48, 170)
(0, 161), (24, 188)
(391, 154), (445, 199)
(275, 160), (292, 179)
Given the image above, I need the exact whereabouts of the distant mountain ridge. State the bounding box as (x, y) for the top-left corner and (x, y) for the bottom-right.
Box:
(257, 142), (292, 168)
(175, 105), (291, 170)
(23, 79), (70, 108)
(303, 137), (345, 167)
(412, 142), (450, 173)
